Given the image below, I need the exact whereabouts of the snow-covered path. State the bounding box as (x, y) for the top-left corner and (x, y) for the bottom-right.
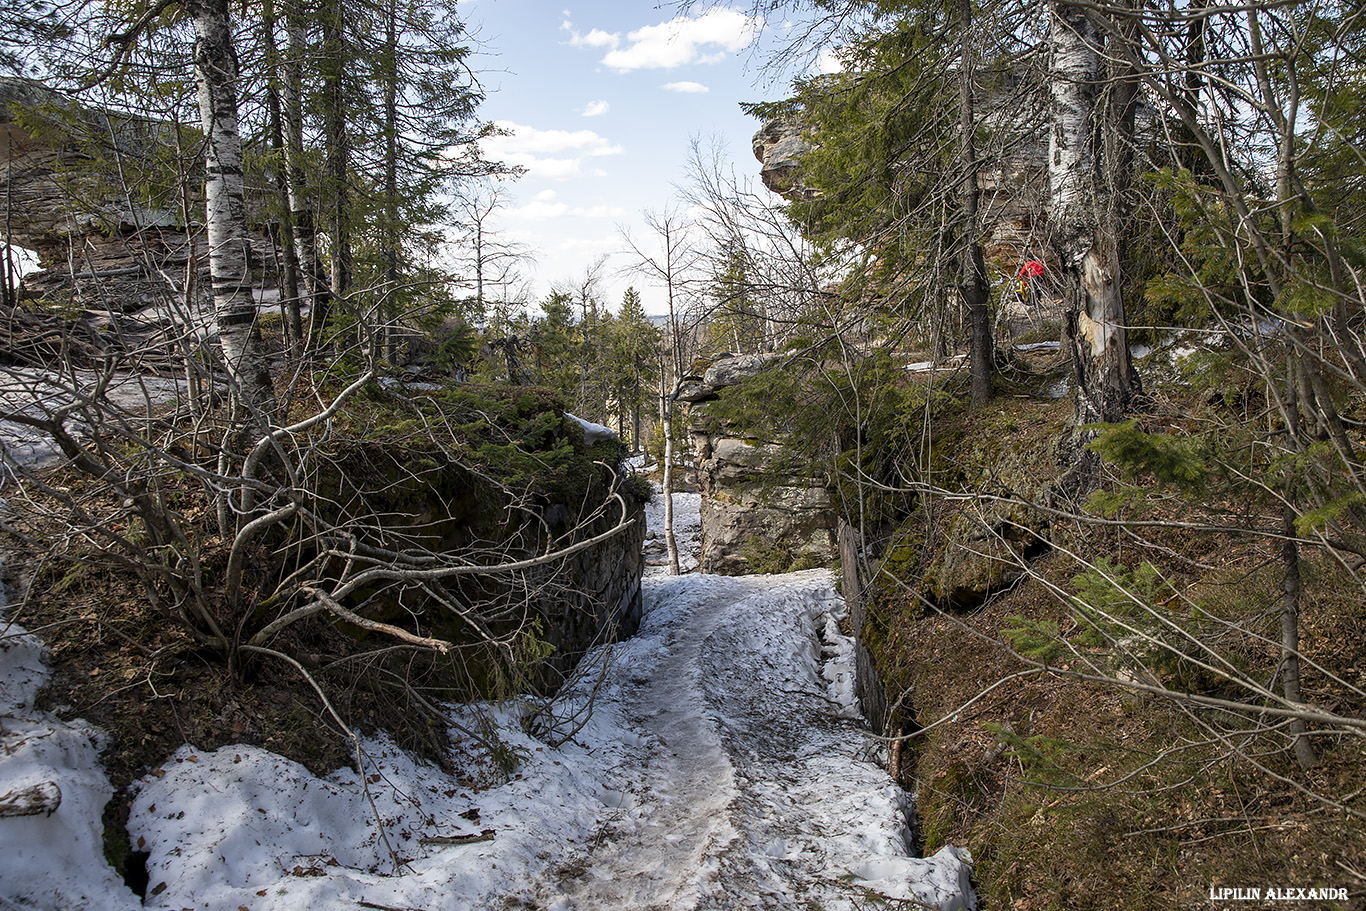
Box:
(0, 479), (974, 911)
(528, 571), (973, 910)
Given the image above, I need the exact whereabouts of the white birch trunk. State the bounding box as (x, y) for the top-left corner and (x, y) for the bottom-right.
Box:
(282, 1), (321, 330)
(1049, 1), (1132, 425)
(190, 0), (277, 440)
(662, 390), (679, 576)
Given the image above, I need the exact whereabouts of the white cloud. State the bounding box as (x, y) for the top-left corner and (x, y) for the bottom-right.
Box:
(568, 27), (620, 49)
(514, 200), (570, 221)
(480, 121), (624, 181)
(582, 99), (610, 117)
(813, 46), (844, 75)
(503, 190), (623, 223)
(662, 81), (709, 94)
(600, 8), (763, 72)
(487, 121), (622, 157)
(508, 190), (568, 221)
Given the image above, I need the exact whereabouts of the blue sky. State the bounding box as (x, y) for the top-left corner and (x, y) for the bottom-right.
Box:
(460, 1), (813, 315)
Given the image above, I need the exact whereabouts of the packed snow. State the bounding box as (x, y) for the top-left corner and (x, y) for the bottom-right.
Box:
(0, 465), (975, 910)
(565, 412), (618, 444)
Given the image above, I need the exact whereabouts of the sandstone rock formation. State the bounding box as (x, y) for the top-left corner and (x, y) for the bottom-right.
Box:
(1, 77), (272, 371)
(3, 78), (197, 307)
(681, 352), (837, 575)
(676, 351), (785, 404)
(751, 117), (816, 200)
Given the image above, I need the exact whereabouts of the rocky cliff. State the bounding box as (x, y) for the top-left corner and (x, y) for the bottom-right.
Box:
(3, 78), (196, 305)
(0, 77), (269, 371)
(679, 353), (838, 575)
(751, 117), (816, 200)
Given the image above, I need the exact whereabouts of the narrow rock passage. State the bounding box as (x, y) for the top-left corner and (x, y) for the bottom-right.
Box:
(0, 479), (973, 911)
(527, 571), (974, 911)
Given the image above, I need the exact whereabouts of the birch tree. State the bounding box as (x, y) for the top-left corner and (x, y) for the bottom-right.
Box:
(188, 0), (277, 439)
(622, 208), (701, 576)
(1048, 0), (1136, 428)
(449, 184), (532, 329)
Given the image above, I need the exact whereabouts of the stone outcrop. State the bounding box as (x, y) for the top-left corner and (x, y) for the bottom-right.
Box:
(682, 353), (838, 575)
(923, 430), (1058, 610)
(692, 436), (837, 575)
(0, 77), (272, 371)
(2, 79), (175, 247)
(927, 499), (1050, 610)
(2, 78), (204, 310)
(676, 351), (785, 405)
(550, 495), (647, 671)
(752, 117), (816, 200)
(317, 413), (646, 690)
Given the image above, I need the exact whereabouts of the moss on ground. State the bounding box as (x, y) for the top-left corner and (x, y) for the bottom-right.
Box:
(854, 355), (1366, 911)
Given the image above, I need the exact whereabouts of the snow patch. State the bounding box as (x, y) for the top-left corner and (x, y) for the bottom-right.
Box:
(0, 552), (141, 911)
(377, 377), (443, 392)
(565, 412), (616, 444)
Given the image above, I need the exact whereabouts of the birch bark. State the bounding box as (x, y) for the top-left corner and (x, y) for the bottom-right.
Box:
(189, 0), (277, 440)
(1048, 1), (1133, 426)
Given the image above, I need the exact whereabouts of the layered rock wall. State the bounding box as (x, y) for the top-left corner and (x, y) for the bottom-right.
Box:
(1, 78), (206, 313)
(680, 354), (838, 575)
(550, 495), (647, 672)
(1, 77), (274, 371)
(690, 434), (837, 575)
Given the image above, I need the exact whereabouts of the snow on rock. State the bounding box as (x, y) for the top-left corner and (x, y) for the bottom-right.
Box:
(565, 412), (617, 444)
(820, 611), (863, 720)
(0, 557), (142, 911)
